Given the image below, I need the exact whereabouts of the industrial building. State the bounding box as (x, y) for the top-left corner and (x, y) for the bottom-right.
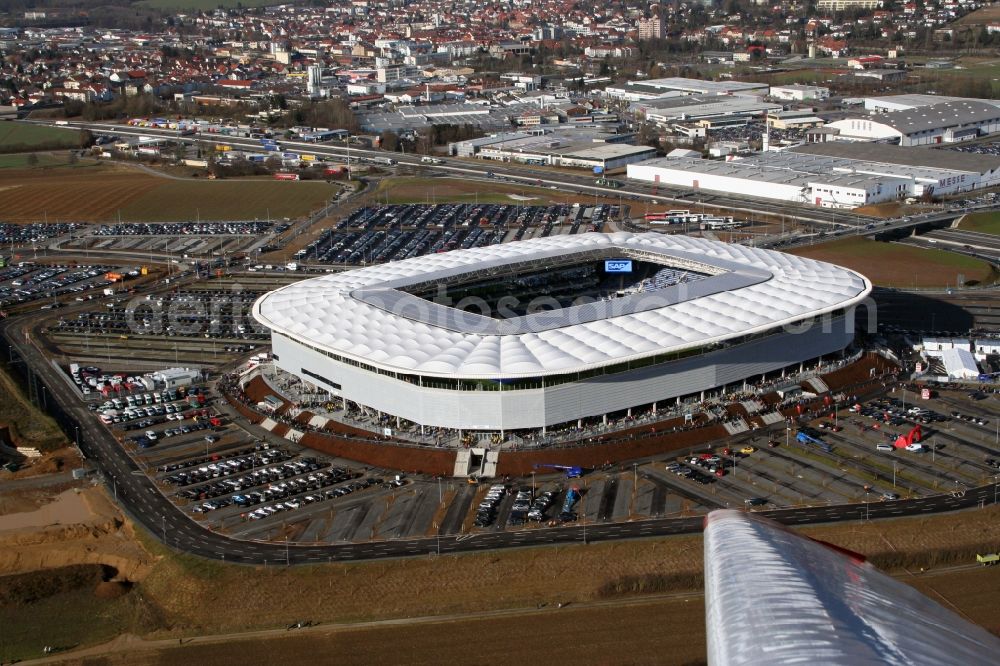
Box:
(861, 94), (999, 114)
(824, 100), (1000, 146)
(790, 142), (1000, 191)
(629, 95), (781, 127)
(627, 143), (1000, 207)
(770, 85), (830, 102)
(628, 156), (907, 208)
(357, 103), (513, 133)
(253, 233), (869, 435)
(450, 127), (654, 171)
(604, 77), (769, 102)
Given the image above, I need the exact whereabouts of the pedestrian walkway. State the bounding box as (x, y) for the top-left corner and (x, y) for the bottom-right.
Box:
(723, 419), (750, 436)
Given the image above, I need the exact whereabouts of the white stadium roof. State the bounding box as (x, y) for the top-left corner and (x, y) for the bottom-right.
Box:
(253, 233), (871, 379)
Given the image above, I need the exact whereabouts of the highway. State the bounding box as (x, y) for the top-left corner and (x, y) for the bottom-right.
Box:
(40, 120), (875, 229)
(3, 309), (999, 564)
(38, 120), (996, 248)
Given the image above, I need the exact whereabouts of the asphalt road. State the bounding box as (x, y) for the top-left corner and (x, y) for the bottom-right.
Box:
(49, 120), (1000, 247)
(3, 311), (999, 564)
(39, 120), (873, 228)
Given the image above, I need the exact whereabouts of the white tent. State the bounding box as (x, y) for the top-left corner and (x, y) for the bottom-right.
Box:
(941, 347), (979, 379)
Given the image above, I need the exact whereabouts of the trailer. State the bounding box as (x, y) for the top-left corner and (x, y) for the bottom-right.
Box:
(976, 553), (999, 566)
(561, 486), (580, 518)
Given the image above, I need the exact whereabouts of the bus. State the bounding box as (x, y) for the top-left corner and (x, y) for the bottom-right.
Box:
(699, 216), (742, 230)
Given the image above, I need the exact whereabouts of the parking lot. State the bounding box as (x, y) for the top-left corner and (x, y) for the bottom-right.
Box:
(294, 203), (619, 265)
(0, 221), (79, 246)
(43, 276), (300, 367)
(73, 348), (1000, 546)
(143, 391), (1000, 542)
(0, 261), (143, 309)
(60, 221), (280, 259)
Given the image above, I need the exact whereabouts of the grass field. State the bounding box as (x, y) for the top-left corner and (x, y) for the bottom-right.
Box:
(0, 123), (82, 152)
(0, 163), (336, 222)
(0, 154), (86, 169)
(790, 236), (995, 288)
(368, 176), (628, 207)
(0, 585), (154, 660)
(0, 362), (68, 452)
(958, 211), (1000, 235)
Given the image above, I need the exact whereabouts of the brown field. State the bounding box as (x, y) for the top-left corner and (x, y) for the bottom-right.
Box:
(790, 236), (995, 288)
(4, 492), (1000, 663)
(954, 5), (1000, 25)
(0, 163), (335, 223)
(49, 564), (1000, 666)
(59, 594), (709, 666)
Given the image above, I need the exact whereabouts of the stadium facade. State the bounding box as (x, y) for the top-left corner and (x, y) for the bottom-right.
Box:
(253, 233), (871, 435)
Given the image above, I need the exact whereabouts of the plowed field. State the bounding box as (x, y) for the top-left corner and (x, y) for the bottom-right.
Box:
(0, 164), (334, 222)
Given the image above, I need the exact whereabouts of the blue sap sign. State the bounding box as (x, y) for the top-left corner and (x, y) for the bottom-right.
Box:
(605, 259), (633, 273)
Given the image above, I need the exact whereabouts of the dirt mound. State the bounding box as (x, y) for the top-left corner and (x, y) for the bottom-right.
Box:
(94, 580), (132, 600)
(0, 486), (155, 581)
(0, 563), (110, 605)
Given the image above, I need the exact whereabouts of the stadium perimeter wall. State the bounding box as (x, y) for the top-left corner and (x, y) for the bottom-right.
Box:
(271, 319), (853, 432)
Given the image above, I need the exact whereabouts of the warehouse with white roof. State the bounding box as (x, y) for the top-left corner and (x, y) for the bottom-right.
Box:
(825, 100), (1000, 146)
(253, 233), (870, 434)
(627, 143), (999, 207)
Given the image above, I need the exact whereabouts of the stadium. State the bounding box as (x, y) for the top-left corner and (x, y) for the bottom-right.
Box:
(252, 232), (871, 439)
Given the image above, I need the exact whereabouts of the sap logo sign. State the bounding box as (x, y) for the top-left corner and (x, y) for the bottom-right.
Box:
(605, 260), (633, 273)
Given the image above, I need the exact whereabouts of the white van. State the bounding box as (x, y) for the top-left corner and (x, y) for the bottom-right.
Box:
(876, 443), (893, 452)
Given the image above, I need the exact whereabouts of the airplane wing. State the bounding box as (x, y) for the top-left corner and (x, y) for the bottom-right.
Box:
(703, 509), (1000, 666)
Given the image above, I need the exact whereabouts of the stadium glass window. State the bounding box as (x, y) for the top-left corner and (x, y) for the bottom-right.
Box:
(300, 368), (341, 390)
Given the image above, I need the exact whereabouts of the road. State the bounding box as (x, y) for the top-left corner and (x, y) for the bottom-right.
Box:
(47, 120), (1000, 249)
(3, 310), (1000, 563)
(38, 120), (875, 229)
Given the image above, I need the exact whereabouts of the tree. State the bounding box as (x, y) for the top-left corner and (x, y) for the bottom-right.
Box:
(379, 130), (399, 152)
(26, 152), (38, 167)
